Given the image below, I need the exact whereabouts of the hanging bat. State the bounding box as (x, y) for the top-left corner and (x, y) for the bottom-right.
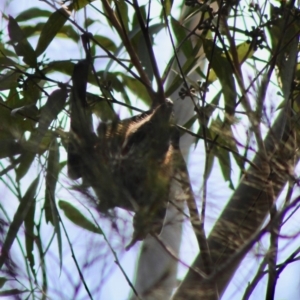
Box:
(67, 58), (181, 248)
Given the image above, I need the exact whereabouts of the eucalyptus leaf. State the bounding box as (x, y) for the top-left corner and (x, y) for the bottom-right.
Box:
(15, 8), (51, 22)
(35, 8), (69, 57)
(170, 17), (193, 58)
(72, 0), (96, 10)
(24, 186), (36, 277)
(15, 151), (36, 181)
(8, 16), (37, 67)
(236, 41), (255, 64)
(0, 71), (19, 91)
(44, 138), (62, 267)
(45, 138), (60, 224)
(0, 277), (7, 289)
(93, 35), (117, 52)
(59, 201), (103, 234)
(37, 88), (68, 141)
(165, 56), (198, 97)
(43, 60), (75, 76)
(0, 176), (39, 269)
(164, 0), (173, 16)
(115, 1), (129, 33)
(203, 39), (236, 119)
(0, 289), (27, 296)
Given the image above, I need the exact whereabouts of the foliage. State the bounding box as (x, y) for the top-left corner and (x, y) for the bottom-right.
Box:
(0, 0), (299, 299)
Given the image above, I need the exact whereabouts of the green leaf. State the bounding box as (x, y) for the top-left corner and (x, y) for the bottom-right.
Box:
(24, 186), (36, 277)
(22, 77), (43, 106)
(0, 289), (26, 296)
(35, 8), (69, 57)
(0, 55), (17, 67)
(44, 138), (62, 267)
(16, 88), (68, 181)
(0, 42), (18, 60)
(56, 25), (80, 43)
(195, 91), (222, 131)
(93, 35), (117, 52)
(269, 4), (299, 95)
(0, 176), (39, 269)
(17, 23), (45, 39)
(0, 138), (22, 159)
(0, 91), (36, 151)
(164, 0), (173, 16)
(59, 201), (103, 234)
(72, 0), (96, 10)
(115, 1), (129, 34)
(236, 41), (255, 64)
(86, 92), (117, 121)
(0, 277), (7, 288)
(203, 39), (236, 119)
(136, 23), (165, 82)
(208, 118), (241, 184)
(170, 17), (193, 58)
(38, 131), (56, 155)
(8, 16), (37, 67)
(119, 73), (152, 105)
(45, 138), (60, 224)
(37, 88), (68, 141)
(216, 146), (231, 182)
(182, 114), (198, 130)
(205, 151), (214, 180)
(15, 152), (36, 182)
(6, 87), (20, 107)
(0, 71), (19, 91)
(132, 4), (146, 30)
(43, 60), (75, 76)
(165, 56), (198, 97)
(15, 8), (51, 22)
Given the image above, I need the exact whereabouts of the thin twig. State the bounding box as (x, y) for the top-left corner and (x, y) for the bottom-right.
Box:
(59, 215), (94, 300)
(87, 210), (142, 300)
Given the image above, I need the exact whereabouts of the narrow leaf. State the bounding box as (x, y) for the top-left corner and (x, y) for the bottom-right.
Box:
(72, 0), (96, 10)
(165, 56), (197, 97)
(44, 139), (62, 268)
(170, 17), (193, 58)
(37, 88), (68, 141)
(203, 39), (236, 118)
(236, 41), (255, 65)
(45, 138), (60, 224)
(0, 176), (39, 269)
(59, 201), (103, 234)
(93, 35), (117, 52)
(0, 139), (22, 159)
(16, 88), (67, 181)
(15, 152), (36, 182)
(0, 71), (19, 91)
(115, 1), (129, 33)
(15, 8), (51, 22)
(24, 187), (36, 277)
(35, 8), (70, 57)
(164, 0), (173, 16)
(0, 289), (26, 296)
(8, 16), (37, 67)
(216, 146), (231, 182)
(43, 60), (75, 76)
(0, 277), (7, 288)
